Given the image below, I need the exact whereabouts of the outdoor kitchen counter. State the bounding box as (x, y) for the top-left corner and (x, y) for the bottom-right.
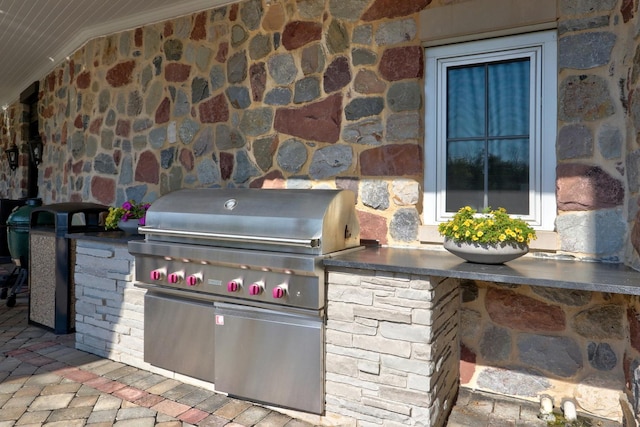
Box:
(324, 246), (640, 296)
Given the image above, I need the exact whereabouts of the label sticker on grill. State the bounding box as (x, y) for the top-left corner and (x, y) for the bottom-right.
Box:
(215, 315), (224, 325)
(208, 279), (222, 286)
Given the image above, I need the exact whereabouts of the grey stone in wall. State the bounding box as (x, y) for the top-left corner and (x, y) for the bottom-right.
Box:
(297, 0), (324, 19)
(375, 19), (417, 45)
(193, 127), (214, 157)
(353, 24), (373, 45)
(345, 97), (384, 121)
(597, 124), (622, 159)
(327, 20), (349, 54)
(559, 32), (616, 70)
(390, 208), (419, 242)
(239, 107), (273, 136)
(133, 118), (153, 133)
(125, 185), (147, 204)
(559, 75), (615, 122)
(145, 81), (163, 116)
(387, 81), (422, 112)
(215, 124), (246, 150)
(192, 77), (210, 103)
(94, 153), (117, 174)
(86, 135), (98, 158)
(264, 87), (292, 105)
(161, 147), (175, 170)
(530, 287), (591, 306)
(132, 135), (148, 151)
(196, 157), (220, 186)
(574, 304), (624, 340)
(294, 76), (321, 104)
(557, 124), (593, 159)
(627, 149), (640, 193)
(179, 119), (199, 144)
(556, 208), (625, 257)
(226, 86), (251, 109)
(233, 150), (259, 184)
(560, 0), (617, 15)
(231, 25), (248, 48)
(276, 139), (307, 174)
(329, 0), (369, 22)
(119, 156), (133, 185)
(127, 91), (143, 116)
(309, 145), (352, 179)
(479, 325), (511, 363)
(268, 53), (297, 85)
(587, 342), (617, 371)
(149, 127), (166, 149)
(460, 308), (481, 344)
(228, 51), (248, 84)
(476, 367), (549, 397)
(249, 33), (272, 60)
(240, 0), (262, 31)
(71, 132), (86, 159)
(517, 334), (582, 377)
(342, 118), (383, 145)
(387, 112), (421, 141)
(210, 65), (226, 92)
(196, 46), (212, 71)
(558, 16), (609, 34)
(361, 180), (390, 210)
(352, 48), (377, 66)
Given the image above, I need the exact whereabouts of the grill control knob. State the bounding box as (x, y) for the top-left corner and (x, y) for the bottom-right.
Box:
(249, 282), (264, 296)
(168, 272), (184, 284)
(150, 269), (165, 281)
(227, 279), (242, 292)
(272, 285), (287, 299)
(186, 274), (202, 286)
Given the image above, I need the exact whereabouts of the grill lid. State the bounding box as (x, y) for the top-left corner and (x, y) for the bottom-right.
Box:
(139, 188), (360, 254)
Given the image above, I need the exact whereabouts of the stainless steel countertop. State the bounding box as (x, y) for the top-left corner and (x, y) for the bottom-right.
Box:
(324, 246), (640, 296)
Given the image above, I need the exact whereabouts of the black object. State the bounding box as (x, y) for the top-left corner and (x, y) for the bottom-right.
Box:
(0, 198), (26, 260)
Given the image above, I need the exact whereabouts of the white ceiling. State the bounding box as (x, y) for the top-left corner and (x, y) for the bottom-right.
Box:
(0, 0), (230, 108)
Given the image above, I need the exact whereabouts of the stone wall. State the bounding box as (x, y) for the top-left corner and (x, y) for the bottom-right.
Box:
(0, 0), (639, 259)
(325, 269), (460, 427)
(460, 280), (640, 422)
(23, 0), (425, 247)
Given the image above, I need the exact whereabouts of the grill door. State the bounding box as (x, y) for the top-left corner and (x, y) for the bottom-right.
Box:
(144, 292), (215, 383)
(214, 302), (324, 414)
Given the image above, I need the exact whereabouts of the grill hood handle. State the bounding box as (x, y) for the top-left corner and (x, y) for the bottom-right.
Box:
(138, 226), (320, 248)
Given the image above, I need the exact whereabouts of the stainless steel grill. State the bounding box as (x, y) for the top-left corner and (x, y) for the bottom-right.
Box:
(128, 188), (361, 414)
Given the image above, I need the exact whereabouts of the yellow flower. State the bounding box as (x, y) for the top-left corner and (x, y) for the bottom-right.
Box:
(499, 234), (506, 241)
(453, 225), (459, 231)
(477, 231), (484, 237)
(465, 230), (470, 237)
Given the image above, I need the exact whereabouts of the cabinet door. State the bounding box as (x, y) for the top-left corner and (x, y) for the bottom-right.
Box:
(144, 293), (215, 382)
(214, 303), (324, 414)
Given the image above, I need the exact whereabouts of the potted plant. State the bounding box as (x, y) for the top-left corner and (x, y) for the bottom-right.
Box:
(105, 200), (151, 235)
(438, 206), (536, 264)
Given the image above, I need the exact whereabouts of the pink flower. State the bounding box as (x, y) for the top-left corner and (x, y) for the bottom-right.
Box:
(122, 201), (133, 211)
(138, 216), (146, 226)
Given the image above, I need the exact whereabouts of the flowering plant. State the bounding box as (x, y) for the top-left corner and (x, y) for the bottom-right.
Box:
(438, 206), (536, 246)
(104, 200), (151, 230)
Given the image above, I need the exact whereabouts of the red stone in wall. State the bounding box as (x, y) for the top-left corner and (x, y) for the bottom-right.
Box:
(46, 72), (56, 92)
(155, 98), (171, 124)
(459, 344), (476, 385)
(165, 63), (191, 82)
(179, 148), (194, 171)
(362, 0), (432, 21)
(357, 210), (388, 245)
(106, 61), (136, 87)
(91, 176), (116, 205)
(199, 94), (229, 123)
(191, 12), (207, 40)
(556, 163), (624, 211)
(74, 115), (84, 129)
(76, 71), (91, 89)
(216, 42), (229, 63)
(116, 120), (131, 137)
(250, 170), (285, 188)
(250, 63), (266, 101)
(274, 93), (342, 143)
(379, 46), (424, 81)
(89, 118), (103, 135)
(220, 152), (234, 180)
(135, 28), (143, 47)
(360, 144), (422, 176)
(282, 21), (322, 51)
(164, 22), (174, 37)
(135, 151), (160, 184)
(628, 308), (640, 353)
(485, 287), (566, 332)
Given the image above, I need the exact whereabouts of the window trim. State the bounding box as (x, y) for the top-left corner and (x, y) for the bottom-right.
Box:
(424, 30), (557, 230)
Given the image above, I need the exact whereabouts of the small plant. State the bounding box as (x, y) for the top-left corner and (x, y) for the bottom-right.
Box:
(105, 200), (151, 230)
(438, 206), (536, 246)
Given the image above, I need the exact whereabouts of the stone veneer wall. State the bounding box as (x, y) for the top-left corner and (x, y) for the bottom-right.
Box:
(325, 269), (460, 427)
(0, 0), (639, 259)
(22, 0), (426, 247)
(459, 280), (640, 422)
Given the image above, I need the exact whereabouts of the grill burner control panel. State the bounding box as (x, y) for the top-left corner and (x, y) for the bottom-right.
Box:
(135, 255), (322, 310)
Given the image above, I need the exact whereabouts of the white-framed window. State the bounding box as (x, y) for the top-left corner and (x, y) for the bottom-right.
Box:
(424, 30), (557, 230)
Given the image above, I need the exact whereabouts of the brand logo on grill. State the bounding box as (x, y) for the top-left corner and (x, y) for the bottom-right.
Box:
(208, 279), (222, 286)
(224, 198), (238, 210)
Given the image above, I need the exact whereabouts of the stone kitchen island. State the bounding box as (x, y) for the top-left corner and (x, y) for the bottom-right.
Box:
(69, 233), (640, 425)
